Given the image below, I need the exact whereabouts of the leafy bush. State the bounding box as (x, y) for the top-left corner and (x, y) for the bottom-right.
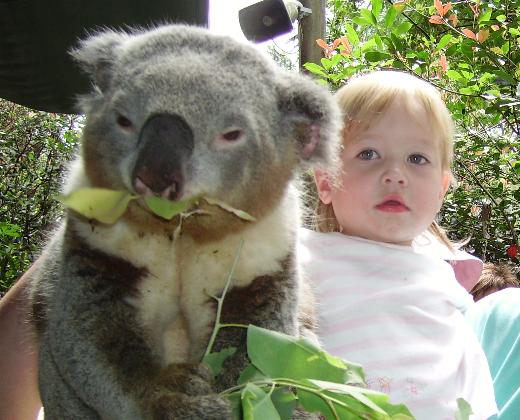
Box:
(0, 99), (81, 296)
(306, 0), (519, 269)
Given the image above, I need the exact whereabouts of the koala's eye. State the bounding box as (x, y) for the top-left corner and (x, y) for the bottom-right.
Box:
(116, 114), (133, 129)
(219, 129), (243, 142)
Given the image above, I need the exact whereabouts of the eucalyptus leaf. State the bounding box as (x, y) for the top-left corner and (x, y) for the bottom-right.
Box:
(241, 383), (281, 420)
(246, 325), (349, 383)
(203, 197), (256, 221)
(455, 398), (473, 420)
(298, 381), (414, 420)
(297, 388), (335, 419)
(58, 188), (137, 224)
(309, 380), (413, 419)
(203, 347), (236, 377)
(238, 363), (270, 385)
(308, 380), (388, 414)
(58, 188), (257, 225)
(227, 391), (243, 420)
(144, 195), (197, 220)
(270, 387), (297, 420)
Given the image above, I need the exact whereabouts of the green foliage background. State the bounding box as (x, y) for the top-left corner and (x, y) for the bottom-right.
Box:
(0, 100), (80, 296)
(0, 0), (518, 295)
(306, 0), (519, 270)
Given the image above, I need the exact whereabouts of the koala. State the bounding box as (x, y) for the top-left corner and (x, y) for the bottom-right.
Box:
(29, 24), (340, 419)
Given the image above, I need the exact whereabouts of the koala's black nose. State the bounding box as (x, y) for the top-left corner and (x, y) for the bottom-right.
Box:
(133, 113), (194, 201)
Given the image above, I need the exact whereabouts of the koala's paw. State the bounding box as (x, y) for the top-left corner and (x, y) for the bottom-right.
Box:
(156, 362), (215, 395)
(143, 362), (232, 419)
(150, 393), (232, 420)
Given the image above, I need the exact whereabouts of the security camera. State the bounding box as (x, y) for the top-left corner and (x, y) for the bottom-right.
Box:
(239, 0), (311, 43)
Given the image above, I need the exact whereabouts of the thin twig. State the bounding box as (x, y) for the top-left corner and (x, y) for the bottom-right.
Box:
(204, 239), (245, 357)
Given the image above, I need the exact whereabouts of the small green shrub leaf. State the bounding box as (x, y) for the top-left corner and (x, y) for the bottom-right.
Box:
(393, 21), (413, 36)
(365, 51), (392, 62)
(345, 23), (360, 45)
(384, 6), (398, 28)
(371, 0), (383, 19)
(436, 34), (453, 51)
(303, 62), (328, 77)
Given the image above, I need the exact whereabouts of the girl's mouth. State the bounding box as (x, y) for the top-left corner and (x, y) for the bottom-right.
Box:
(375, 198), (410, 213)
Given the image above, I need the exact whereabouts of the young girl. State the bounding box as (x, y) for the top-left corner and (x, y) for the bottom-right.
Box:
(299, 70), (497, 419)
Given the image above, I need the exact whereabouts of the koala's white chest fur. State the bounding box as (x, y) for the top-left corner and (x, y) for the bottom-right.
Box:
(73, 190), (297, 366)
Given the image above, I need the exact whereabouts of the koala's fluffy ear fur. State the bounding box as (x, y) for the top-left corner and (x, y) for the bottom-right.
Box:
(70, 29), (128, 93)
(276, 72), (341, 171)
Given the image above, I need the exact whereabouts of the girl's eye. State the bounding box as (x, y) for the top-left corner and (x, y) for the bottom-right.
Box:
(408, 154), (429, 165)
(116, 114), (133, 129)
(357, 149), (379, 160)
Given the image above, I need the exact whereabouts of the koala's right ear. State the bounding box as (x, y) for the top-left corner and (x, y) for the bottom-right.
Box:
(275, 72), (341, 171)
(70, 30), (127, 92)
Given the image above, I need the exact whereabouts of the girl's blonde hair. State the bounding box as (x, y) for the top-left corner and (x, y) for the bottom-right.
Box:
(314, 70), (455, 248)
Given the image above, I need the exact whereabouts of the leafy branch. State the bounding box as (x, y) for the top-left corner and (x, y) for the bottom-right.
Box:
(201, 240), (416, 419)
(204, 239), (247, 358)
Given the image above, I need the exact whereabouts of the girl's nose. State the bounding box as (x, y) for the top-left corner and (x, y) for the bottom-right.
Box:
(382, 166), (407, 185)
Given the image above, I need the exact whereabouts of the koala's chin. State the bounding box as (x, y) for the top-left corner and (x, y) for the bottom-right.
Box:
(29, 23), (340, 419)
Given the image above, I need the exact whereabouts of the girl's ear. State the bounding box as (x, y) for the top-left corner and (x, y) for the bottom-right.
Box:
(441, 171), (451, 197)
(314, 168), (333, 205)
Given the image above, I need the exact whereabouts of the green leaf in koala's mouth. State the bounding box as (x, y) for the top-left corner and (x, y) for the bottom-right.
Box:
(143, 195), (198, 220)
(58, 188), (256, 224)
(58, 188), (138, 224)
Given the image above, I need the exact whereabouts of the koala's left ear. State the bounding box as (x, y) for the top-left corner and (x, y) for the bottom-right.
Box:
(70, 29), (128, 93)
(276, 73), (341, 168)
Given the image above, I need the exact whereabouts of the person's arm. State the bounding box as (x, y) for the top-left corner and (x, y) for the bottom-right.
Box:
(0, 263), (42, 420)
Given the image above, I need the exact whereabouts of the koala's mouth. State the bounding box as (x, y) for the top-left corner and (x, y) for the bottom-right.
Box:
(134, 176), (181, 202)
(59, 187), (256, 224)
(135, 195), (257, 224)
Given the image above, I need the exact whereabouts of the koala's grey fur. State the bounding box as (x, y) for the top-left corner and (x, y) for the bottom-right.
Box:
(29, 24), (340, 419)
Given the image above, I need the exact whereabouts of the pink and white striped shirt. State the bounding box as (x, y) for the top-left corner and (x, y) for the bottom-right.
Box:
(298, 229), (497, 420)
